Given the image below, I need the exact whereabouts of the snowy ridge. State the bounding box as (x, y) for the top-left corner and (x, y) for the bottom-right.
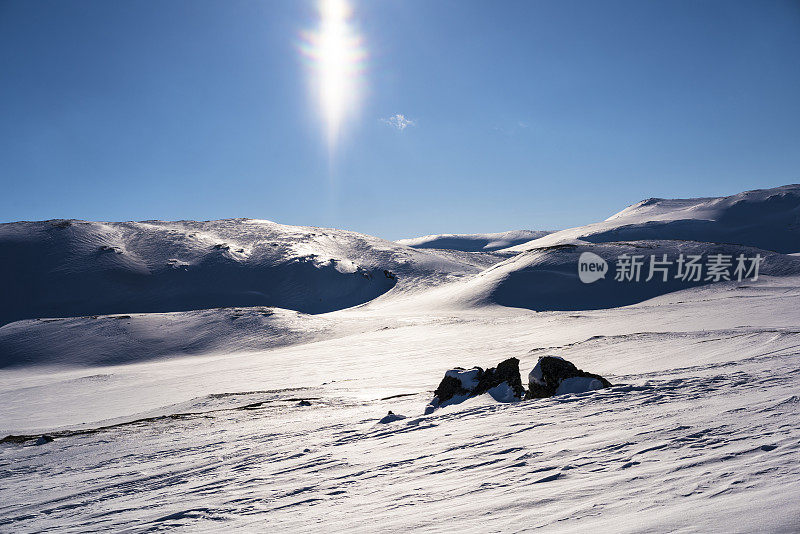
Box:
(418, 240), (800, 312)
(504, 184), (800, 253)
(397, 229), (552, 252)
(0, 218), (504, 326)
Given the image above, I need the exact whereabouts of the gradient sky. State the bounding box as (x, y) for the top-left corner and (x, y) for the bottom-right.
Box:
(1, 0), (799, 240)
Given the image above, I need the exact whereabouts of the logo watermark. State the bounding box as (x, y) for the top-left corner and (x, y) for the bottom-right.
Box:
(578, 253), (763, 284)
(578, 252), (609, 284)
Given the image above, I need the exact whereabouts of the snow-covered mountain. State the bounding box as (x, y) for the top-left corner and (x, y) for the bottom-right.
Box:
(397, 229), (552, 251)
(0, 218), (503, 326)
(3, 185), (800, 532)
(4, 185), (800, 368)
(420, 240), (800, 312)
(504, 184), (800, 253)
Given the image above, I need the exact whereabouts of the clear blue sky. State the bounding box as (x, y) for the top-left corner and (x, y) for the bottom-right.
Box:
(1, 0), (799, 240)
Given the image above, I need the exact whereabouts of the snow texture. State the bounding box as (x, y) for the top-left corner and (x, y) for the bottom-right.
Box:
(554, 376), (604, 395)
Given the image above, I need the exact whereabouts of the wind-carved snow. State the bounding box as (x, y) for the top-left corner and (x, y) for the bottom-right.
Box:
(485, 382), (522, 402)
(554, 376), (604, 394)
(2, 186), (800, 531)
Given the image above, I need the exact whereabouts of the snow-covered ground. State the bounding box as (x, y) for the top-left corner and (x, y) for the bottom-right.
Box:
(2, 185), (800, 532)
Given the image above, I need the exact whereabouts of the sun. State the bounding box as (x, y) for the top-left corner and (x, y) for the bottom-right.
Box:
(300, 0), (366, 151)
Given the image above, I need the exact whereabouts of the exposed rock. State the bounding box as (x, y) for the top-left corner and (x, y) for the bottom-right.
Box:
(297, 400), (312, 407)
(426, 358), (524, 413)
(425, 356), (610, 412)
(433, 368), (479, 405)
(479, 357), (526, 398)
(525, 356), (612, 399)
(34, 435), (54, 445)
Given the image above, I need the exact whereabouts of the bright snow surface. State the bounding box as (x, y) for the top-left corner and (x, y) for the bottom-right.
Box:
(1, 185), (800, 532)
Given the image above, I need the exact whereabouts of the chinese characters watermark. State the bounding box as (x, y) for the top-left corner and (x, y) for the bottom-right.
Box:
(578, 251), (763, 284)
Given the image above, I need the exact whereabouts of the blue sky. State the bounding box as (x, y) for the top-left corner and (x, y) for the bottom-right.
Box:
(1, 0), (799, 239)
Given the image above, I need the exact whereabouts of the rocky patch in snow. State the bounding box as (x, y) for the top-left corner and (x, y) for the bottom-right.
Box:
(425, 356), (611, 412)
(425, 357), (525, 413)
(525, 356), (612, 399)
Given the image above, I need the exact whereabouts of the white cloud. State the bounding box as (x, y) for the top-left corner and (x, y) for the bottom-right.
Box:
(382, 114), (415, 131)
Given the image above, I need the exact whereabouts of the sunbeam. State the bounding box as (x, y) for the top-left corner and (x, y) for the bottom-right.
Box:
(300, 0), (366, 151)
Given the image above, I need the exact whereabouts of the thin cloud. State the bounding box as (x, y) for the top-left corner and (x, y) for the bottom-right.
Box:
(382, 114), (415, 131)
(493, 120), (531, 135)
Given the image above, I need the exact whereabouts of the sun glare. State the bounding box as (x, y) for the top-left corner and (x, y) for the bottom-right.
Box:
(300, 0), (366, 151)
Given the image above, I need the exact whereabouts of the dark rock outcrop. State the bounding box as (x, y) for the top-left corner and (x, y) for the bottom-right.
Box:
(525, 356), (612, 399)
(483, 357), (526, 398)
(426, 357), (525, 413)
(433, 373), (468, 405)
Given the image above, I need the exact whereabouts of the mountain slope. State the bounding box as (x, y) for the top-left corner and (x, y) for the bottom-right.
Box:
(0, 219), (504, 326)
(397, 230), (552, 252)
(407, 240), (800, 312)
(504, 185), (800, 253)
